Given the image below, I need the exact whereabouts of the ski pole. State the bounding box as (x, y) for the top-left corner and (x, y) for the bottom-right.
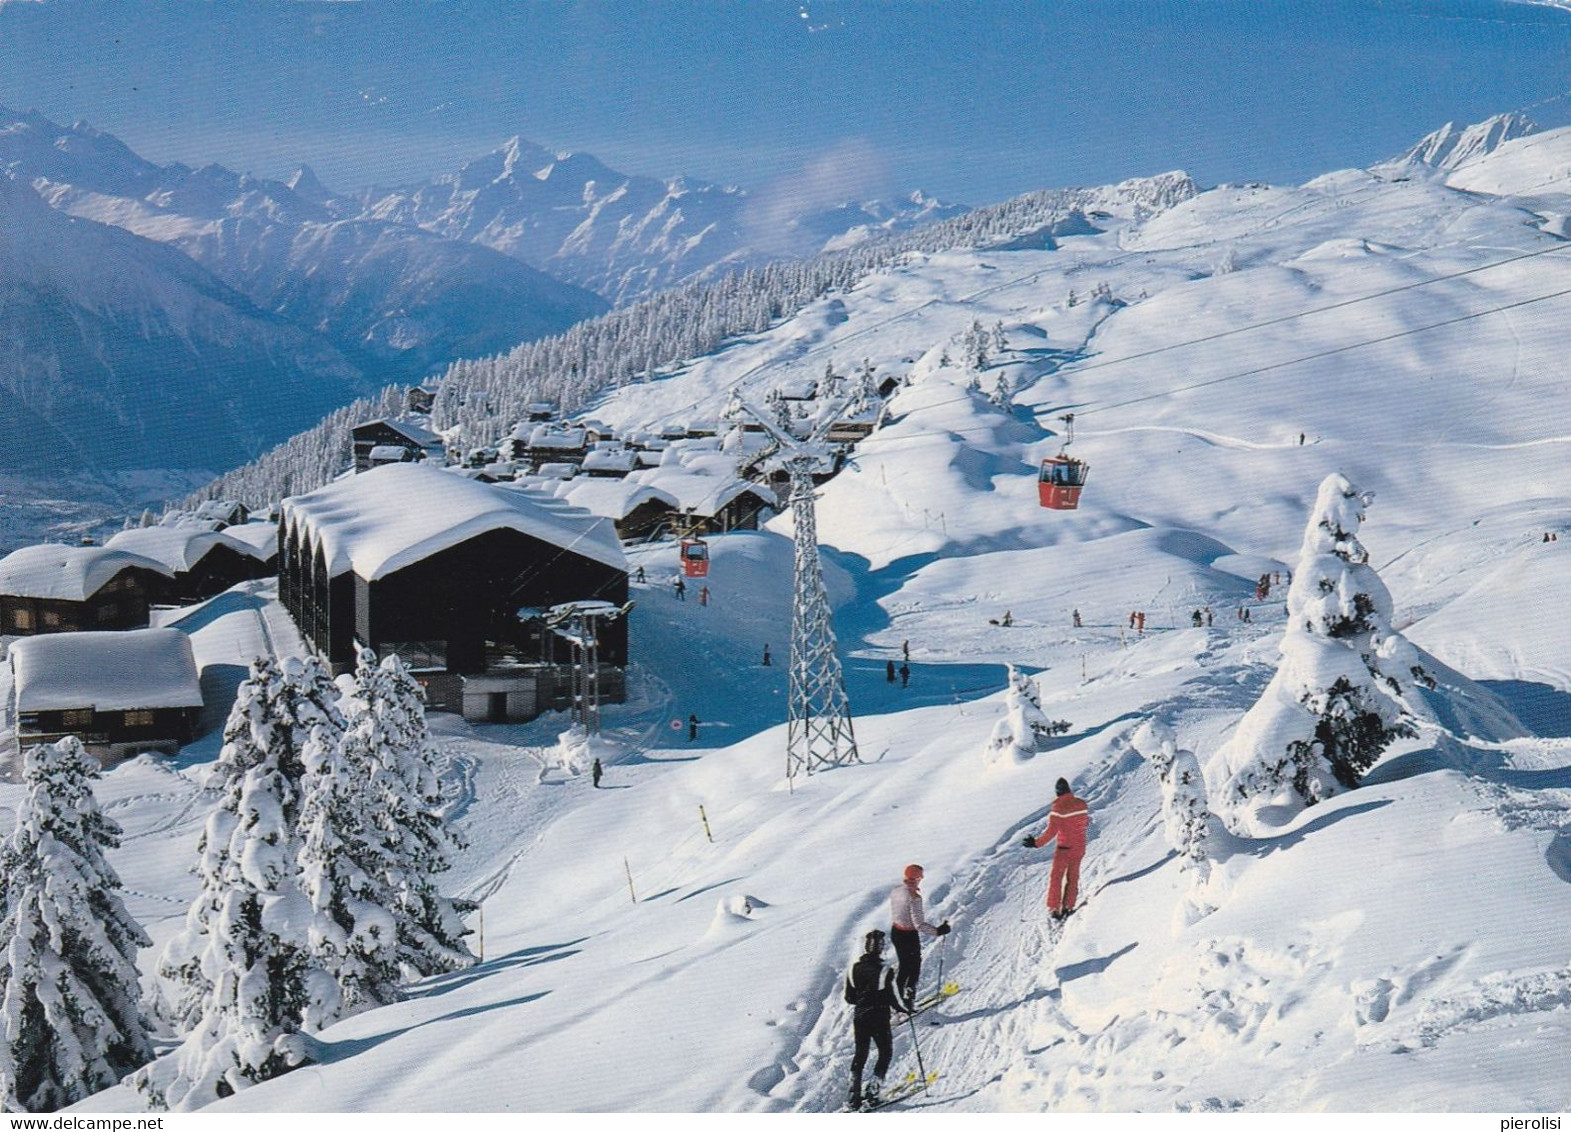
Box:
(905, 1001), (930, 1092)
(931, 931), (949, 1001)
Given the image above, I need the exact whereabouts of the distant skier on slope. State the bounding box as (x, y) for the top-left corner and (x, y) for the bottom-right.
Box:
(889, 865), (951, 1005)
(843, 929), (908, 1110)
(1021, 778), (1091, 921)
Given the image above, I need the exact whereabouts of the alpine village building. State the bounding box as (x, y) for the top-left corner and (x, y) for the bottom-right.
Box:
(279, 462), (629, 723)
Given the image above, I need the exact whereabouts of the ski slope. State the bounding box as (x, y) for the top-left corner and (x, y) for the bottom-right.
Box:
(38, 125), (1571, 1112)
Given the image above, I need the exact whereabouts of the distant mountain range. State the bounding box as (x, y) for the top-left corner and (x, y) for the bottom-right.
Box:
(355, 136), (966, 304)
(0, 105), (963, 495)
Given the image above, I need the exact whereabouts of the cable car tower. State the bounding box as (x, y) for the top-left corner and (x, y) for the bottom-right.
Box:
(731, 393), (860, 780)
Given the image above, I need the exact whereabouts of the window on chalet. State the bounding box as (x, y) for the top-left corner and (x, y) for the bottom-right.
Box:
(8, 608), (32, 630)
(60, 709), (94, 729)
(123, 709), (156, 727)
(41, 610), (61, 627)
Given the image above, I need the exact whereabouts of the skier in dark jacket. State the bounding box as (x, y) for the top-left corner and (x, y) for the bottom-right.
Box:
(591, 757), (603, 788)
(886, 659), (897, 683)
(843, 929), (906, 1109)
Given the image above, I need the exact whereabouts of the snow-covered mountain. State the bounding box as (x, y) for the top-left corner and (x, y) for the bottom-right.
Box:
(0, 171), (366, 477)
(360, 136), (967, 304)
(1, 109), (609, 384)
(1390, 111), (1539, 171)
(28, 116), (1571, 1114)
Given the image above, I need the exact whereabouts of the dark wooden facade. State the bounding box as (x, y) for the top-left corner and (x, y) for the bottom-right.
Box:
(279, 523), (627, 677)
(0, 566), (163, 636)
(16, 705), (199, 759)
(166, 543), (274, 603)
(351, 420), (446, 473)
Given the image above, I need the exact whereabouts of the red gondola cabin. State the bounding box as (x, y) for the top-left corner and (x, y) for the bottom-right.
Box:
(680, 537), (710, 578)
(1038, 456), (1089, 510)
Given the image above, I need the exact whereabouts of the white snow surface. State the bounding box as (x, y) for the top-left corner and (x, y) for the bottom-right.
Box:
(39, 130), (1571, 1113)
(554, 478), (680, 521)
(10, 628), (201, 712)
(278, 462), (625, 580)
(0, 544), (173, 601)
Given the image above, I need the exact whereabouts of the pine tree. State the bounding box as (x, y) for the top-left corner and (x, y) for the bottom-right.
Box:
(1215, 474), (1432, 830)
(353, 653), (476, 979)
(298, 716), (401, 1021)
(0, 738), (153, 1112)
(991, 320), (1008, 354)
(1135, 720), (1235, 924)
(155, 657), (345, 1033)
(140, 657), (346, 1109)
(983, 666), (1068, 765)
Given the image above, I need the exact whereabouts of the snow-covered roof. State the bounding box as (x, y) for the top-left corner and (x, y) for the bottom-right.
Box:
(581, 448), (640, 474)
(628, 469), (777, 517)
(192, 499), (245, 524)
(368, 445), (411, 461)
(536, 462), (579, 480)
(104, 526), (260, 572)
(217, 521), (280, 560)
(521, 424), (588, 450)
(558, 478), (681, 521)
(280, 462), (625, 581)
(356, 417), (444, 447)
(0, 544), (174, 601)
(10, 628), (202, 712)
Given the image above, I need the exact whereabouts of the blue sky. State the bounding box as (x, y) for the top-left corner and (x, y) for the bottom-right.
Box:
(1, 0), (1568, 204)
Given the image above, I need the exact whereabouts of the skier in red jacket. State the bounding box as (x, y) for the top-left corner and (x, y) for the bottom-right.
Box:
(1022, 778), (1090, 920)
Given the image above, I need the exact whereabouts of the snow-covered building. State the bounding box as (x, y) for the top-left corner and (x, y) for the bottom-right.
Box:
(556, 480), (682, 541)
(513, 423), (589, 469)
(0, 545), (174, 635)
(351, 418), (447, 473)
(8, 627), (203, 760)
(581, 447), (640, 478)
(218, 520), (281, 574)
(191, 499), (249, 529)
(629, 468), (776, 534)
(105, 525), (273, 602)
(278, 463), (628, 722)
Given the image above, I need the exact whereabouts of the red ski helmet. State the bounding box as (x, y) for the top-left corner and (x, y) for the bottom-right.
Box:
(903, 864), (924, 884)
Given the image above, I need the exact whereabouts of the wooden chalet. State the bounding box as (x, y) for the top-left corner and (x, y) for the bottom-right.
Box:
(9, 628), (203, 761)
(632, 469), (777, 534)
(512, 423), (589, 469)
(558, 480), (682, 541)
(352, 418), (447, 473)
(0, 545), (174, 635)
(279, 463), (628, 723)
(191, 499), (250, 529)
(105, 526), (273, 603)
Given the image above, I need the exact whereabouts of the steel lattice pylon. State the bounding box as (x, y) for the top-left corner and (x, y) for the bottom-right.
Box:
(784, 461), (860, 778)
(731, 393), (860, 781)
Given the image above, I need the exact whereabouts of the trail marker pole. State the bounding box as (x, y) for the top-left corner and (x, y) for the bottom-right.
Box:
(699, 804), (714, 843)
(624, 857), (637, 904)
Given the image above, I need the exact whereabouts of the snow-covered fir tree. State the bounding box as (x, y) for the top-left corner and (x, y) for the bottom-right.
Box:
(348, 652), (475, 979)
(137, 664), (343, 1109)
(990, 373), (1013, 407)
(1215, 473), (1432, 830)
(1135, 720), (1235, 924)
(0, 738), (153, 1113)
(155, 657), (346, 1033)
(990, 319), (1008, 354)
(297, 717), (401, 1023)
(983, 666), (1068, 766)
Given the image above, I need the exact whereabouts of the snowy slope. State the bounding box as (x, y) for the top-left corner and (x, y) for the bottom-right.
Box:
(29, 123), (1571, 1113)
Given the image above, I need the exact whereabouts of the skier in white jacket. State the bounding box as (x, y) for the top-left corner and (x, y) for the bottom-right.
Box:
(889, 864), (951, 1006)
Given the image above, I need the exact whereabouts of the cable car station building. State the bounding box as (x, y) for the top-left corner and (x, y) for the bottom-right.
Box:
(279, 463), (629, 723)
